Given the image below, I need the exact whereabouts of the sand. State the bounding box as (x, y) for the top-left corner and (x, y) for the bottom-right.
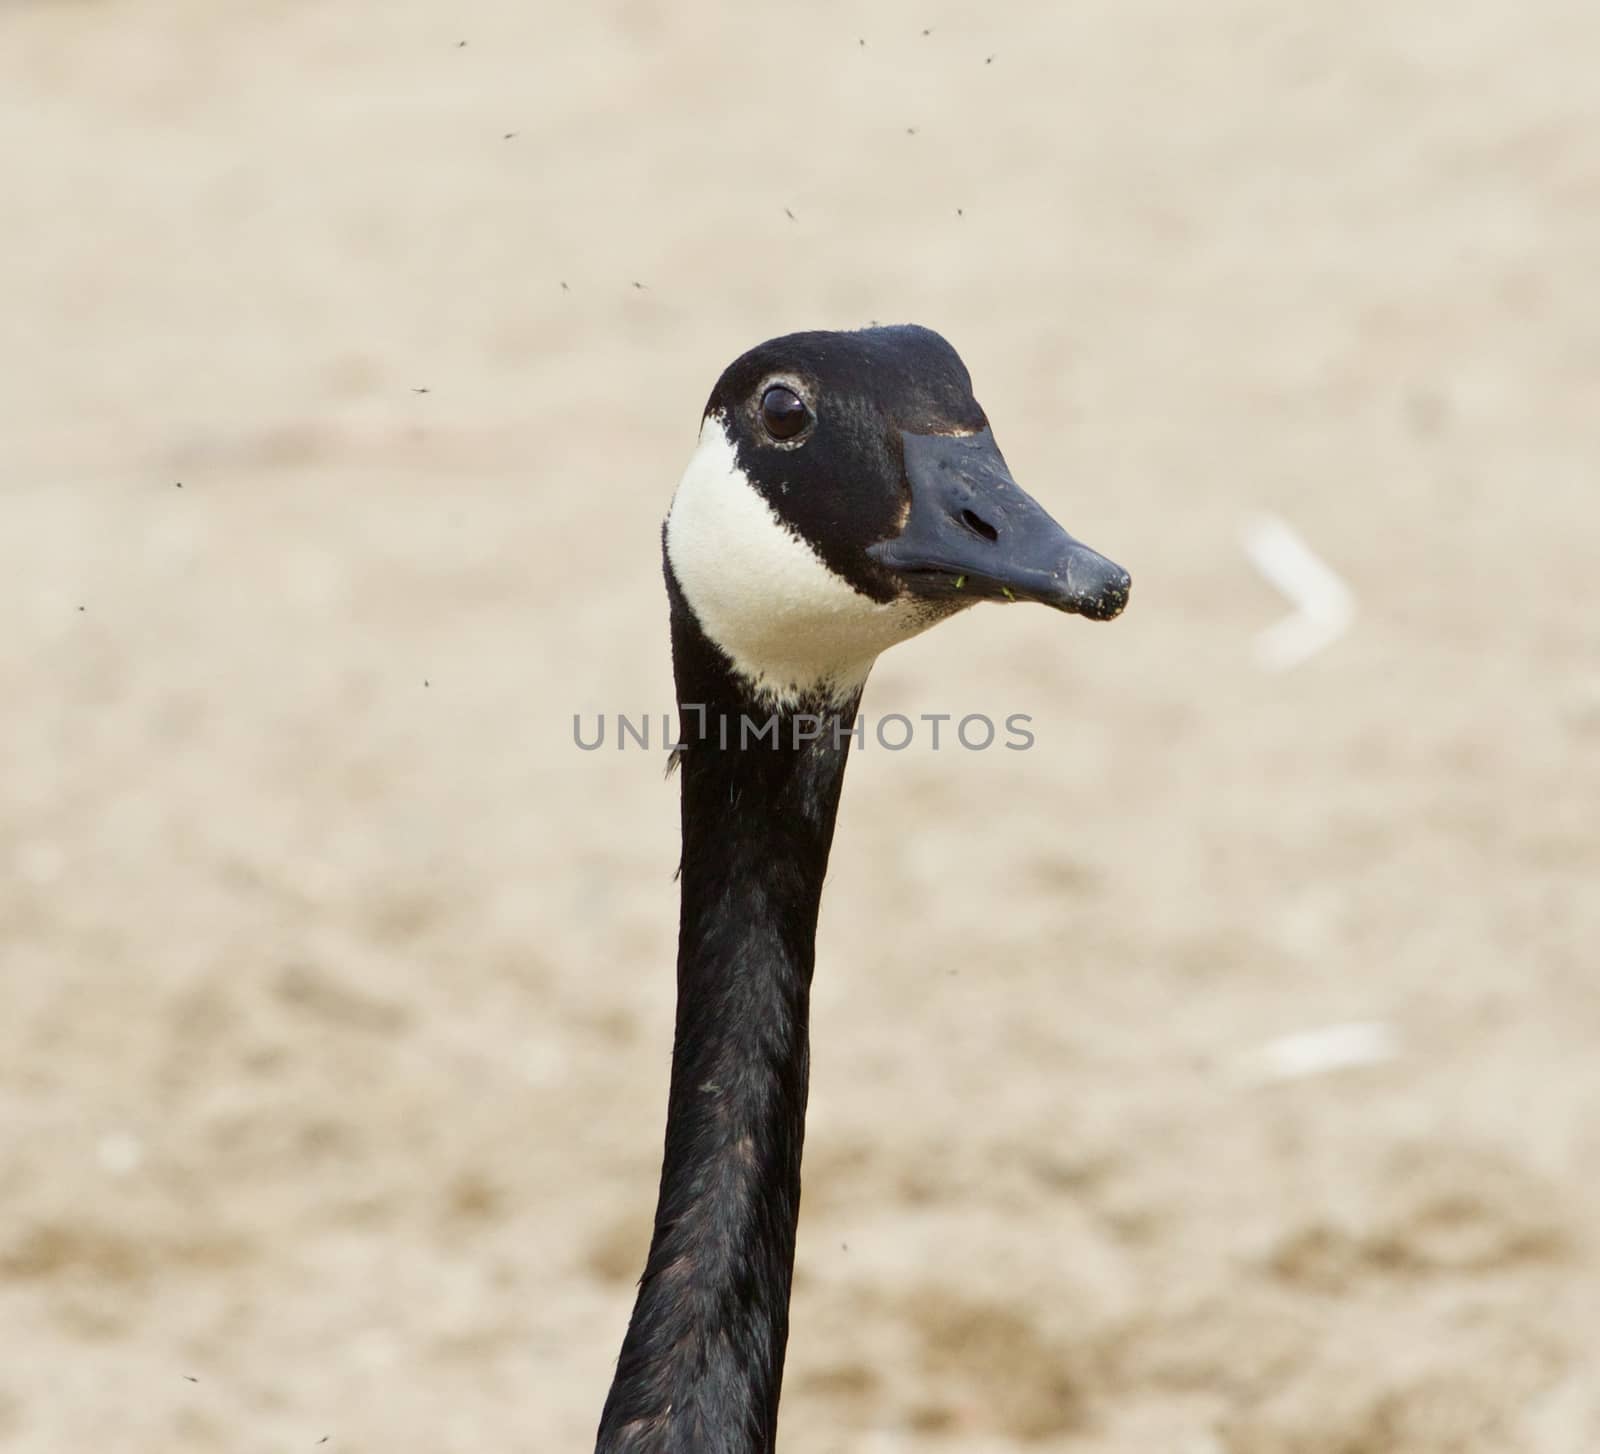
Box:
(2, 0), (1597, 1449)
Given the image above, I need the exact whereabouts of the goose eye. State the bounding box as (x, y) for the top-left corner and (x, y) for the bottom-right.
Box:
(760, 385), (810, 441)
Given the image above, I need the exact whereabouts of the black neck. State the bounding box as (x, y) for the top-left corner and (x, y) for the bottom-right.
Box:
(596, 580), (859, 1454)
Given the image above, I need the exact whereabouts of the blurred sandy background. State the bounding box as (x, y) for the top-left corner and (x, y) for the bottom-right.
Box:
(3, 1), (1597, 1450)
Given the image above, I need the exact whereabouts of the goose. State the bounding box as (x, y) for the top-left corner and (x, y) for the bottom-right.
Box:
(596, 325), (1130, 1453)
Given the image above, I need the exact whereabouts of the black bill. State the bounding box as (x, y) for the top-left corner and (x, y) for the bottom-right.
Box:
(867, 428), (1131, 621)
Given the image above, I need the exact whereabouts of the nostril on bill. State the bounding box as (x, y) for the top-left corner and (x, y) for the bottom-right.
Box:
(959, 509), (998, 543)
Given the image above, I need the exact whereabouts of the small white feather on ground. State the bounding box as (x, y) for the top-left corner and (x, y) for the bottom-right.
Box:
(1236, 1021), (1402, 1084)
(1242, 514), (1356, 670)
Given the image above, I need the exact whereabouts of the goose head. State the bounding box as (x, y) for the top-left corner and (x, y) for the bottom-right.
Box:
(665, 324), (1130, 705)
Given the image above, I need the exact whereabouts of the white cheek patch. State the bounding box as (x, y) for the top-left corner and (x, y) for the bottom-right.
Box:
(664, 415), (941, 705)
